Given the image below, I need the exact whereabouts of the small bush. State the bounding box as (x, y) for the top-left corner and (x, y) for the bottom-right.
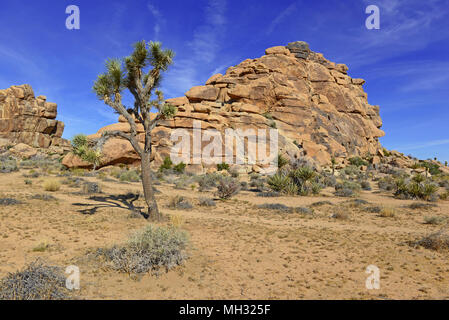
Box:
(0, 198), (22, 206)
(81, 182), (101, 194)
(168, 195), (193, 210)
(360, 180), (372, 191)
(119, 169), (141, 182)
(334, 188), (354, 197)
(159, 157), (173, 171)
(173, 162), (186, 174)
(414, 229), (449, 251)
(97, 225), (189, 274)
(30, 194), (57, 201)
(294, 207), (314, 215)
(331, 209), (349, 220)
(277, 154), (289, 169)
(43, 179), (61, 192)
(257, 203), (291, 212)
(348, 157), (368, 167)
(257, 191), (280, 197)
(217, 163), (230, 172)
(407, 202), (437, 210)
(0, 156), (18, 173)
(424, 216), (445, 225)
(197, 173), (220, 191)
(378, 176), (395, 191)
(24, 179), (32, 185)
(216, 177), (240, 199)
(0, 260), (69, 300)
(267, 174), (290, 192)
(310, 200), (333, 207)
(198, 197), (216, 207)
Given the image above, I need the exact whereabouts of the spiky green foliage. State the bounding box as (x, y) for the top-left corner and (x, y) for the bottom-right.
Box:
(71, 134), (102, 170)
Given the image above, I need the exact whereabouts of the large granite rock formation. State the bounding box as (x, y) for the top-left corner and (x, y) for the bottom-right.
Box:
(63, 41), (385, 172)
(0, 84), (69, 149)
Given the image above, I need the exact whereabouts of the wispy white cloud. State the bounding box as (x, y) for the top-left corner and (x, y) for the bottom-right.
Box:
(163, 0), (227, 97)
(147, 3), (165, 40)
(396, 138), (449, 151)
(266, 2), (298, 35)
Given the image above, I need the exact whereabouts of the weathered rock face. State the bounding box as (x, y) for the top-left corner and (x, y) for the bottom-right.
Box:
(64, 41), (385, 172)
(0, 84), (69, 148)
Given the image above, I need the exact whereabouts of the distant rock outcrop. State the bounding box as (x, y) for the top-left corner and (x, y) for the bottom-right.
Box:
(63, 41), (385, 172)
(0, 84), (69, 149)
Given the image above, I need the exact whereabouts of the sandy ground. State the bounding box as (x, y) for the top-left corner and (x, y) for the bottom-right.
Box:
(1, 169), (449, 300)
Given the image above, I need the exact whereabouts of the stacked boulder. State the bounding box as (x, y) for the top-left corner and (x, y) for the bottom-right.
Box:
(64, 41), (385, 172)
(0, 84), (69, 149)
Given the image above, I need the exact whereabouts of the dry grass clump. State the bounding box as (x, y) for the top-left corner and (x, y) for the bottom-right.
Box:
(379, 207), (396, 218)
(43, 179), (61, 192)
(331, 208), (350, 220)
(0, 260), (69, 300)
(96, 225), (189, 275)
(414, 229), (449, 251)
(423, 216), (446, 225)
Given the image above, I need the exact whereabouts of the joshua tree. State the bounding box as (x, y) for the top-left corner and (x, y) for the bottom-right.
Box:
(93, 40), (176, 221)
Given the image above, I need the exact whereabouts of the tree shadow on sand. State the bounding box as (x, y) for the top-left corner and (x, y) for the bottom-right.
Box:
(72, 192), (148, 219)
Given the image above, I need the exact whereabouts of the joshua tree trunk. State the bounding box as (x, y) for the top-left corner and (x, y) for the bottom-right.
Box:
(141, 151), (160, 220)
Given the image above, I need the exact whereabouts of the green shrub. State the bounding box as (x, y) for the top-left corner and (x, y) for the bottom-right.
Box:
(421, 162), (441, 176)
(173, 162), (186, 174)
(267, 174), (291, 192)
(277, 154), (289, 169)
(197, 173), (221, 191)
(348, 157), (368, 167)
(119, 169), (141, 182)
(217, 163), (230, 172)
(0, 156), (18, 173)
(97, 225), (189, 274)
(159, 157), (173, 171)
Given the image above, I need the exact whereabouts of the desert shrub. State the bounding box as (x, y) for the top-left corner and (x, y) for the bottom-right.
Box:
(407, 202), (437, 210)
(288, 166), (319, 196)
(310, 200), (333, 207)
(24, 179), (32, 185)
(348, 157), (368, 167)
(343, 165), (361, 176)
(198, 197), (216, 207)
(412, 174), (426, 183)
(310, 181), (323, 195)
(414, 229), (449, 251)
(440, 190), (449, 200)
(257, 203), (291, 212)
(294, 207), (314, 215)
(168, 195), (193, 210)
(277, 154), (289, 169)
(216, 177), (240, 199)
(395, 180), (439, 202)
(43, 179), (61, 192)
(159, 156), (173, 171)
(30, 194), (57, 201)
(0, 260), (69, 300)
(257, 191), (280, 197)
(23, 170), (40, 178)
(421, 162), (441, 176)
(424, 216), (445, 225)
(321, 174), (337, 187)
(284, 181), (299, 195)
(335, 188), (354, 197)
(62, 177), (84, 188)
(229, 168), (239, 178)
(331, 209), (349, 220)
(119, 169), (141, 182)
(81, 182), (101, 194)
(173, 162), (186, 174)
(217, 163), (230, 172)
(197, 173), (221, 191)
(267, 173), (290, 192)
(0, 156), (18, 173)
(249, 177), (265, 192)
(0, 198), (22, 206)
(365, 205), (382, 213)
(360, 180), (372, 191)
(97, 225), (189, 274)
(378, 176), (395, 191)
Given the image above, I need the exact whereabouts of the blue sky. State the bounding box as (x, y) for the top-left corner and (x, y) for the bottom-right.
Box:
(0, 0), (448, 162)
